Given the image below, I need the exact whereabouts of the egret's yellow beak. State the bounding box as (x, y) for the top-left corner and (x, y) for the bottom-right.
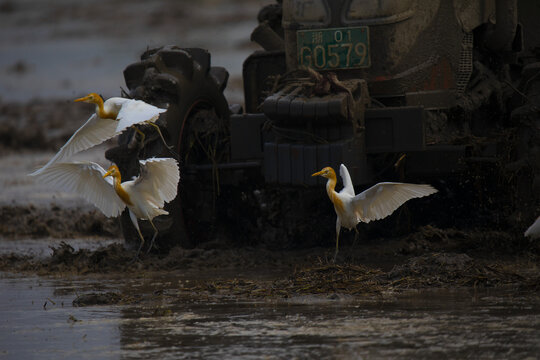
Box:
(311, 170), (324, 177)
(74, 95), (91, 103)
(103, 170), (113, 179)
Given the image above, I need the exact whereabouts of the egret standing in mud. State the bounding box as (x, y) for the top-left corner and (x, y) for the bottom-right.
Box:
(33, 157), (180, 259)
(312, 164), (438, 262)
(30, 93), (168, 176)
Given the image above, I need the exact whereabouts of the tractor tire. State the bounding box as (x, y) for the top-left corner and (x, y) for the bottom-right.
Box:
(107, 46), (231, 252)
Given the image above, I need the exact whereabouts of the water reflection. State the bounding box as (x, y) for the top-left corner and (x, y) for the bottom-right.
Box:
(0, 275), (121, 360)
(118, 294), (540, 359)
(2, 273), (540, 359)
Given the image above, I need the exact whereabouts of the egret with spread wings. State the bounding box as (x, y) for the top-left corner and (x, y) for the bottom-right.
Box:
(29, 93), (168, 176)
(312, 164), (438, 262)
(34, 157), (180, 259)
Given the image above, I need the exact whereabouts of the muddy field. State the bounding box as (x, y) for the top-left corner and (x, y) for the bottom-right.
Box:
(1, 99), (538, 293)
(0, 97), (538, 309)
(0, 0), (538, 298)
(1, 113), (539, 297)
(1, 1), (540, 358)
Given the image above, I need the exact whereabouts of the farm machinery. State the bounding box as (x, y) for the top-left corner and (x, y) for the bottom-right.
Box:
(106, 0), (539, 251)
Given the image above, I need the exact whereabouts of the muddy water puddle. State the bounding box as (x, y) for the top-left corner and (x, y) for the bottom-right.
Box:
(2, 270), (540, 359)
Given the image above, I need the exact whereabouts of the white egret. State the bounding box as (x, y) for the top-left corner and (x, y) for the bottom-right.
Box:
(312, 164), (438, 262)
(34, 157), (180, 258)
(525, 216), (540, 238)
(29, 93), (168, 176)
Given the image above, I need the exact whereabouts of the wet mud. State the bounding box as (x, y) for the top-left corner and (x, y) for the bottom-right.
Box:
(0, 0), (537, 327)
(0, 100), (94, 153)
(2, 104), (539, 296)
(0, 98), (538, 303)
(2, 1), (538, 357)
(2, 225), (539, 302)
(0, 204), (120, 239)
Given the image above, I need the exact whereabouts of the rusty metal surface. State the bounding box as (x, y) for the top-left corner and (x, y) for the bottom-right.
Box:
(281, 0), (466, 97)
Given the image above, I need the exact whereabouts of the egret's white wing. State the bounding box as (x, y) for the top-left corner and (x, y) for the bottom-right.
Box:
(524, 216), (540, 238)
(132, 157), (180, 207)
(339, 164), (355, 196)
(115, 100), (167, 133)
(29, 114), (119, 176)
(34, 161), (126, 217)
(352, 182), (437, 223)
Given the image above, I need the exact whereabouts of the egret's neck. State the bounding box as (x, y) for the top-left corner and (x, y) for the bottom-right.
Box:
(111, 173), (133, 206)
(94, 98), (115, 119)
(325, 170), (345, 213)
(325, 170), (338, 199)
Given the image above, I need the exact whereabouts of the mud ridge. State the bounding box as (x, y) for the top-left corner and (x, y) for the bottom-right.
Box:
(0, 204), (120, 239)
(1, 226), (539, 299)
(0, 100), (95, 153)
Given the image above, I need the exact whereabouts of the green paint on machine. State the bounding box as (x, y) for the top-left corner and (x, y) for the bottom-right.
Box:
(297, 26), (370, 70)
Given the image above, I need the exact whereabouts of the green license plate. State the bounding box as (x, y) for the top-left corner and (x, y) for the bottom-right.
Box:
(297, 26), (370, 70)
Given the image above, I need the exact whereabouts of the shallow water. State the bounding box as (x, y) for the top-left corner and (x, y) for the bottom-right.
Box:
(1, 1), (540, 358)
(1, 270), (540, 359)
